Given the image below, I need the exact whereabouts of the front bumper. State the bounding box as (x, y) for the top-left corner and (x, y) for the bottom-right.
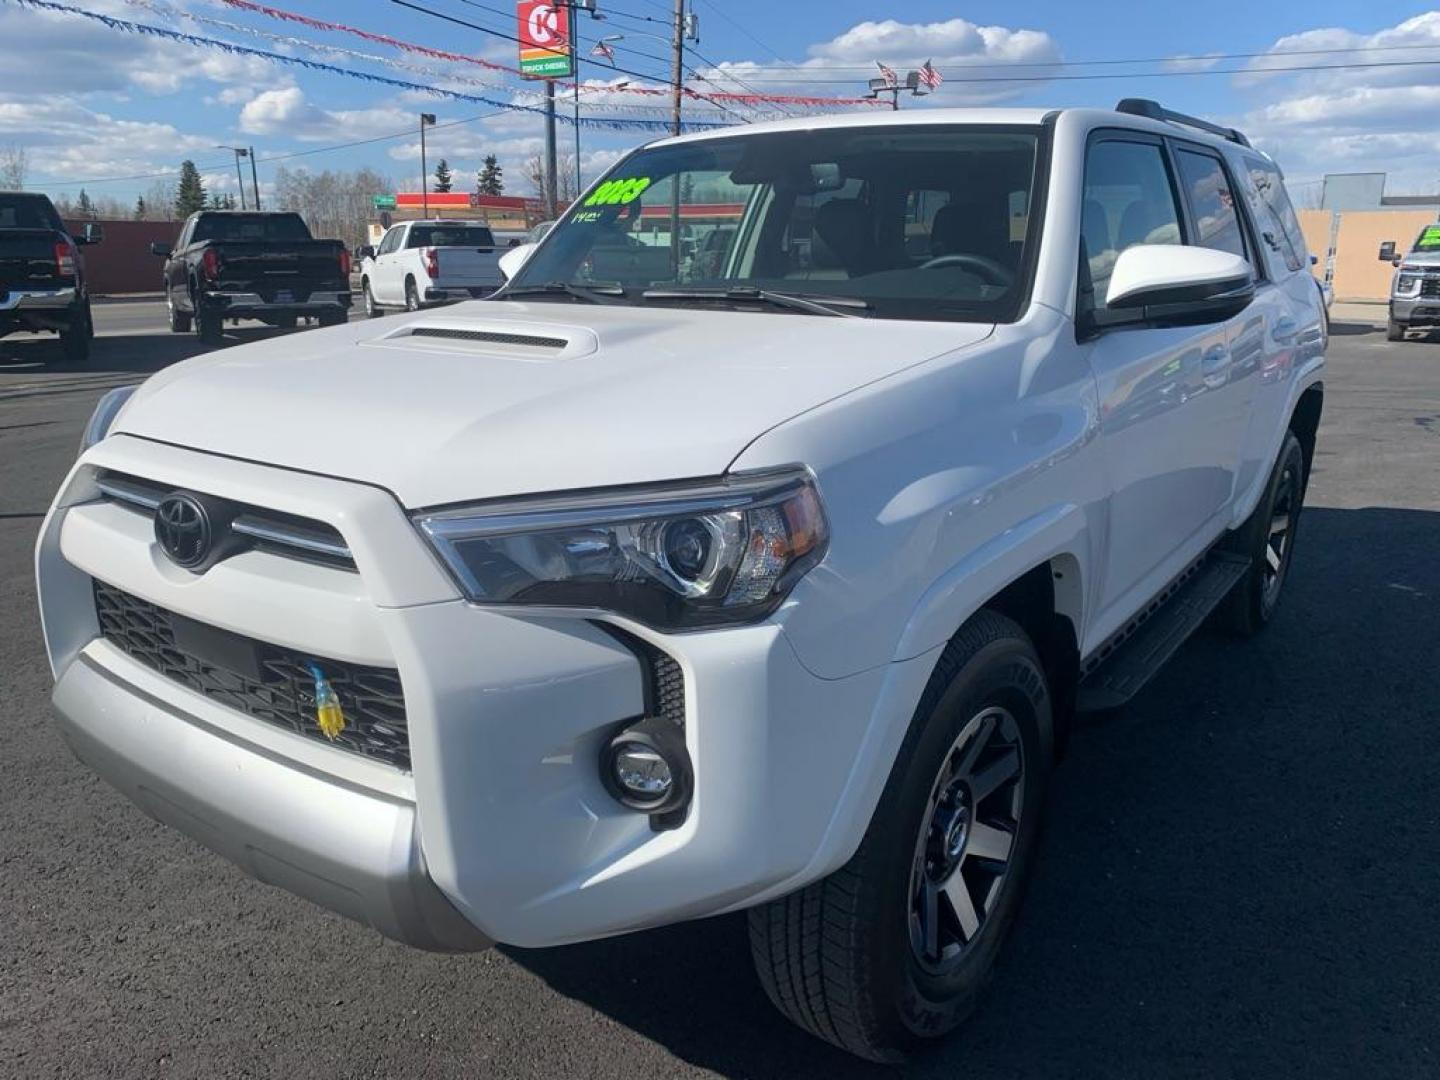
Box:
(1390, 296), (1440, 326)
(37, 436), (928, 949)
(200, 289), (351, 317)
(54, 645), (488, 951)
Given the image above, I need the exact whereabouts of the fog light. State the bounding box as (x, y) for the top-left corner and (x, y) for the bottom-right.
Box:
(601, 716), (692, 818)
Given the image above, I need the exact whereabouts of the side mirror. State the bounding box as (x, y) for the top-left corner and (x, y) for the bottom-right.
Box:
(1105, 244), (1254, 324)
(76, 222), (104, 245)
(1378, 241), (1397, 261)
(149, 241), (171, 258)
(498, 242), (538, 281)
(357, 245), (375, 261)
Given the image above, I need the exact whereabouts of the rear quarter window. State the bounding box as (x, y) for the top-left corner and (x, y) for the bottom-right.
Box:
(1243, 156), (1307, 274)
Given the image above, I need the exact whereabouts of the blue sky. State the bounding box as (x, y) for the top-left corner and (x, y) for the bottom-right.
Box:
(1, 0), (1438, 208)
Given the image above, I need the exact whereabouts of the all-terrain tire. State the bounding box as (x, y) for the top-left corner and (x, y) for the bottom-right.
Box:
(748, 610), (1052, 1062)
(1213, 431), (1306, 636)
(1387, 318), (1405, 342)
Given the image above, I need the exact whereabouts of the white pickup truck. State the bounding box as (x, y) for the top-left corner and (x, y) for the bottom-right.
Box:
(40, 99), (1325, 1063)
(358, 219), (505, 314)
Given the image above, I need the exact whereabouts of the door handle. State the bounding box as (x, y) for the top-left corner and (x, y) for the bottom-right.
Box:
(1201, 344), (1230, 372)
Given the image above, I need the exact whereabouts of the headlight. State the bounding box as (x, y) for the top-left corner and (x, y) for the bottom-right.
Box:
(1396, 273), (1421, 296)
(414, 467), (829, 630)
(79, 385), (138, 455)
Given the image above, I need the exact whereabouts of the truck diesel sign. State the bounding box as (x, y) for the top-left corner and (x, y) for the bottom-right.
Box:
(517, 1), (573, 78)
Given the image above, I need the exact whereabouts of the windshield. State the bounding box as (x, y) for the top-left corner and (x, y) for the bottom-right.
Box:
(193, 213), (313, 243)
(1412, 225), (1440, 253)
(408, 225), (495, 248)
(507, 125), (1044, 322)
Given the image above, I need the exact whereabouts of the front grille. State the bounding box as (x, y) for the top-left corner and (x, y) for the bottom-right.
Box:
(96, 470), (355, 572)
(1421, 277), (1440, 299)
(94, 580), (410, 770)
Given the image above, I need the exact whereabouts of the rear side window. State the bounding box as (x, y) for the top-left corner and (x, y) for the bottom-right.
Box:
(1174, 150), (1247, 261)
(1080, 139), (1184, 309)
(1245, 158), (1306, 273)
(0, 195), (62, 230)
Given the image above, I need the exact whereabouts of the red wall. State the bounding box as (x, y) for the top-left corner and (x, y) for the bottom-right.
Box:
(64, 218), (182, 296)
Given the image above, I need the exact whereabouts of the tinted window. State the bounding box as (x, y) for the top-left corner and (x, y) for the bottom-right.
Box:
(0, 194), (62, 230)
(1081, 140), (1183, 308)
(191, 213), (313, 243)
(1175, 150), (1246, 260)
(1246, 158), (1305, 273)
(408, 225), (495, 248)
(510, 126), (1044, 324)
(378, 227), (402, 255)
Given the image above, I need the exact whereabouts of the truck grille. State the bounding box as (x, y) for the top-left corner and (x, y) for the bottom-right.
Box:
(93, 580), (410, 770)
(1421, 277), (1440, 299)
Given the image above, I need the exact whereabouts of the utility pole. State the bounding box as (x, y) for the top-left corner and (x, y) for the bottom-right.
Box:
(544, 81), (558, 219)
(248, 146), (261, 209)
(419, 112), (436, 217)
(669, 0), (684, 137)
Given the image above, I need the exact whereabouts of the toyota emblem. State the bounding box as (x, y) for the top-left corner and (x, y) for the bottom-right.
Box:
(154, 493), (212, 568)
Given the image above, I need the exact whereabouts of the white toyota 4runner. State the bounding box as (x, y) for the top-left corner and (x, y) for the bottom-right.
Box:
(38, 99), (1325, 1061)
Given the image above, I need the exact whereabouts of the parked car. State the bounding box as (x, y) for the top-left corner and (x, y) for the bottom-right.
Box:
(357, 220), (505, 315)
(1386, 223), (1440, 341)
(150, 210), (351, 342)
(0, 191), (101, 363)
(41, 98), (1326, 1063)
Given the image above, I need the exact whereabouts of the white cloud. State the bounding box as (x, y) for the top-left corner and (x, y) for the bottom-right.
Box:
(1236, 12), (1440, 194)
(695, 17), (1060, 105)
(239, 87), (414, 142)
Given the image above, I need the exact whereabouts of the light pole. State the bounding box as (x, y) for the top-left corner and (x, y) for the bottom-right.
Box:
(419, 112), (436, 217)
(217, 145), (249, 209)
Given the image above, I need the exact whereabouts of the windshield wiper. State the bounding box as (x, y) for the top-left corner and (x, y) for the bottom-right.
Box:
(497, 281), (626, 304)
(640, 286), (870, 318)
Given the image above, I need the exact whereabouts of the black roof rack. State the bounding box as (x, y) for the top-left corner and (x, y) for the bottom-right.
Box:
(1114, 98), (1251, 148)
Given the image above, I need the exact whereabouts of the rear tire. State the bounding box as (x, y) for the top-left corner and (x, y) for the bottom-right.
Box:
(1214, 431), (1305, 637)
(58, 303), (92, 365)
(167, 296), (191, 333)
(404, 278), (421, 312)
(1387, 318), (1406, 342)
(193, 304), (221, 344)
(749, 611), (1051, 1062)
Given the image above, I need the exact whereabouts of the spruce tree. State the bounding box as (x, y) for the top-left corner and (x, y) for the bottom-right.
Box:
(76, 188), (95, 217)
(134, 195), (147, 220)
(174, 160), (206, 217)
(433, 158), (453, 194)
(476, 155), (504, 196)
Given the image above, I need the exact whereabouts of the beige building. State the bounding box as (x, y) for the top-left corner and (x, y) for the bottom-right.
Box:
(1296, 173), (1439, 301)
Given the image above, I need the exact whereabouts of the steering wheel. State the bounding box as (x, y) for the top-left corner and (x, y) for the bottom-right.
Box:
(917, 253), (1014, 286)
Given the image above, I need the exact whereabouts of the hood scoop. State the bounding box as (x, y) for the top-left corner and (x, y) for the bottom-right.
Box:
(366, 316), (598, 362)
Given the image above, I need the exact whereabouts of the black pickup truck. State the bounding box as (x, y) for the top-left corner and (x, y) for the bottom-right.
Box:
(0, 191), (101, 364)
(151, 211), (351, 342)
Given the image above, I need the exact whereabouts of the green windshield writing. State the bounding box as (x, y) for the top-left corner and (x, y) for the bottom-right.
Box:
(583, 176), (652, 207)
(1416, 226), (1440, 250)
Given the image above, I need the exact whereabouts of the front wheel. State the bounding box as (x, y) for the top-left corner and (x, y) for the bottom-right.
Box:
(1214, 431), (1306, 636)
(1387, 318), (1406, 342)
(363, 281), (381, 318)
(749, 611), (1051, 1062)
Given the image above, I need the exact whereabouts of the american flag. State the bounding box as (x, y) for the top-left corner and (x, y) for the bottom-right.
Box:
(918, 60), (943, 89)
(876, 61), (898, 87)
(590, 40), (615, 61)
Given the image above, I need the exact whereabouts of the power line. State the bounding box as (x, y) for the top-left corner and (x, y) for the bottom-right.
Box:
(687, 38), (1440, 75)
(719, 57), (1440, 84)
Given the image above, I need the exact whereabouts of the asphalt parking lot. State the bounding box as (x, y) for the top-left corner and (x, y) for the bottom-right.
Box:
(2, 303), (1437, 1079)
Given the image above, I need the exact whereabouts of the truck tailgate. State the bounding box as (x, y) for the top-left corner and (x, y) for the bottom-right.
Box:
(432, 247), (504, 289)
(0, 228), (64, 291)
(213, 241), (345, 299)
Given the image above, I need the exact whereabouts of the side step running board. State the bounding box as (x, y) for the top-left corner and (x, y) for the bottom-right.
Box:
(1076, 552), (1251, 712)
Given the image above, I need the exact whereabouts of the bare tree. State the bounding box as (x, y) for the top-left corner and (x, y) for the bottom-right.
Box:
(524, 153), (579, 204)
(272, 165), (395, 248)
(0, 143), (28, 190)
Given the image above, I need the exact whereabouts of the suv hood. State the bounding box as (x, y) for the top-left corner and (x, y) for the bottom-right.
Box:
(115, 302), (993, 507)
